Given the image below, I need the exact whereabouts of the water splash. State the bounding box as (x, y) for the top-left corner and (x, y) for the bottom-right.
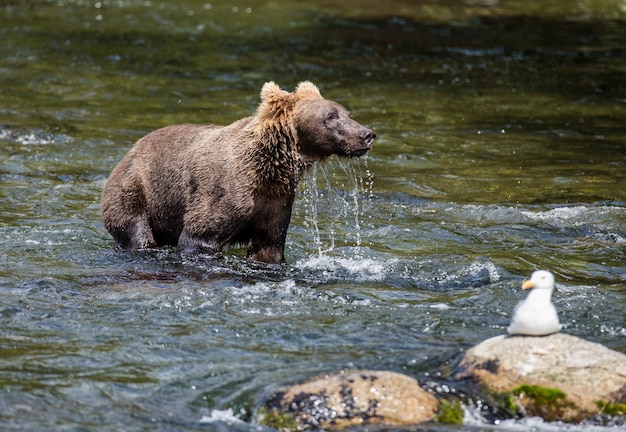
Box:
(300, 163), (328, 256)
(199, 408), (244, 424)
(0, 126), (73, 145)
(296, 254), (394, 282)
(299, 157), (372, 257)
(337, 158), (362, 248)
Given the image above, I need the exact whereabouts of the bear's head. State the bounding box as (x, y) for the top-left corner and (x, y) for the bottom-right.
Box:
(256, 81), (375, 164)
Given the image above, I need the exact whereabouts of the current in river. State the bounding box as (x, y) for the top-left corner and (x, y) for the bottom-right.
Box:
(0, 1), (625, 431)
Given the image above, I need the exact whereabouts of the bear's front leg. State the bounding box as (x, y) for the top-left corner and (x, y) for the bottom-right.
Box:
(248, 240), (286, 264)
(247, 197), (293, 264)
(177, 228), (222, 256)
(125, 217), (158, 249)
(105, 213), (157, 250)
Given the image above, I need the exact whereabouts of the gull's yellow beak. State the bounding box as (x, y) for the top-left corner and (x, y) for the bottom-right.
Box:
(522, 280), (534, 290)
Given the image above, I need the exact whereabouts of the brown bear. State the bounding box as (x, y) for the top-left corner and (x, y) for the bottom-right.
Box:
(101, 81), (375, 263)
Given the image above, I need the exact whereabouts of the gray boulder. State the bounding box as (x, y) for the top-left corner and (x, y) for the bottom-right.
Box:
(262, 370), (438, 430)
(455, 333), (626, 422)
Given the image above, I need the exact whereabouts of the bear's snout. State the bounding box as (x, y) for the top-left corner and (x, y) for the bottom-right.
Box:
(350, 127), (375, 156)
(360, 128), (376, 147)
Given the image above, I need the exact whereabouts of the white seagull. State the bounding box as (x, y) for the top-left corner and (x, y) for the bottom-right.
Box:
(507, 270), (562, 336)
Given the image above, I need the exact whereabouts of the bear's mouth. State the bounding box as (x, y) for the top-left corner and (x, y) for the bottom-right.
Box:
(350, 146), (372, 157)
(350, 133), (375, 157)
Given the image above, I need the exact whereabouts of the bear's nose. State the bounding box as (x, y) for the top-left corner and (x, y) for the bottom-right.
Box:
(360, 128), (376, 147)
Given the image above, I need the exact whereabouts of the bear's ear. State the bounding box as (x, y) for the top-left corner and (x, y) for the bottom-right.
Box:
(295, 81), (323, 99)
(260, 81), (290, 103)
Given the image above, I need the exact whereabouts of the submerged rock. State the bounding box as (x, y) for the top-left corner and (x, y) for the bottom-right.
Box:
(455, 333), (626, 422)
(262, 370), (438, 430)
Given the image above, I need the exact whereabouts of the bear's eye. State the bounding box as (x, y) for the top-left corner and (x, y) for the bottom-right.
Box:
(325, 110), (339, 121)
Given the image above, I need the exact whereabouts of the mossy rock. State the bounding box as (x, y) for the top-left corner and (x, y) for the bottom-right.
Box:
(597, 400), (626, 417)
(508, 384), (577, 422)
(258, 406), (300, 432)
(263, 370), (438, 430)
(455, 334), (626, 422)
(436, 400), (464, 424)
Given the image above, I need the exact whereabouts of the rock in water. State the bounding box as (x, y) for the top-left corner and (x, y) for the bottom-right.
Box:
(263, 370), (438, 429)
(455, 333), (626, 422)
(507, 270), (562, 336)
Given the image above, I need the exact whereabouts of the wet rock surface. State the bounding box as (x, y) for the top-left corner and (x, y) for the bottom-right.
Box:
(264, 370), (438, 429)
(455, 333), (626, 422)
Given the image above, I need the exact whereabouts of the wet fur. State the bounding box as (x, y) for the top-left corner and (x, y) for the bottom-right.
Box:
(101, 81), (375, 263)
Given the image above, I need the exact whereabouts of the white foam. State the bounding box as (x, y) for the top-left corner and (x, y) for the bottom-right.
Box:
(520, 206), (591, 227)
(433, 260), (502, 285)
(466, 260), (501, 283)
(199, 408), (244, 424)
(463, 403), (616, 431)
(296, 255), (395, 281)
(0, 127), (74, 145)
(600, 324), (626, 336)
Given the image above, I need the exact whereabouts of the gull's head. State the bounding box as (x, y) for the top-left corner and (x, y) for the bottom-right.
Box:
(522, 270), (555, 291)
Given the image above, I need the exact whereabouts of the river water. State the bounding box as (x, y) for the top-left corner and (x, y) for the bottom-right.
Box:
(1, 1), (625, 431)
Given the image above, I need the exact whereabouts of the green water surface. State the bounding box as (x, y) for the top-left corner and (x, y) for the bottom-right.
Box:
(1, 1), (625, 431)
